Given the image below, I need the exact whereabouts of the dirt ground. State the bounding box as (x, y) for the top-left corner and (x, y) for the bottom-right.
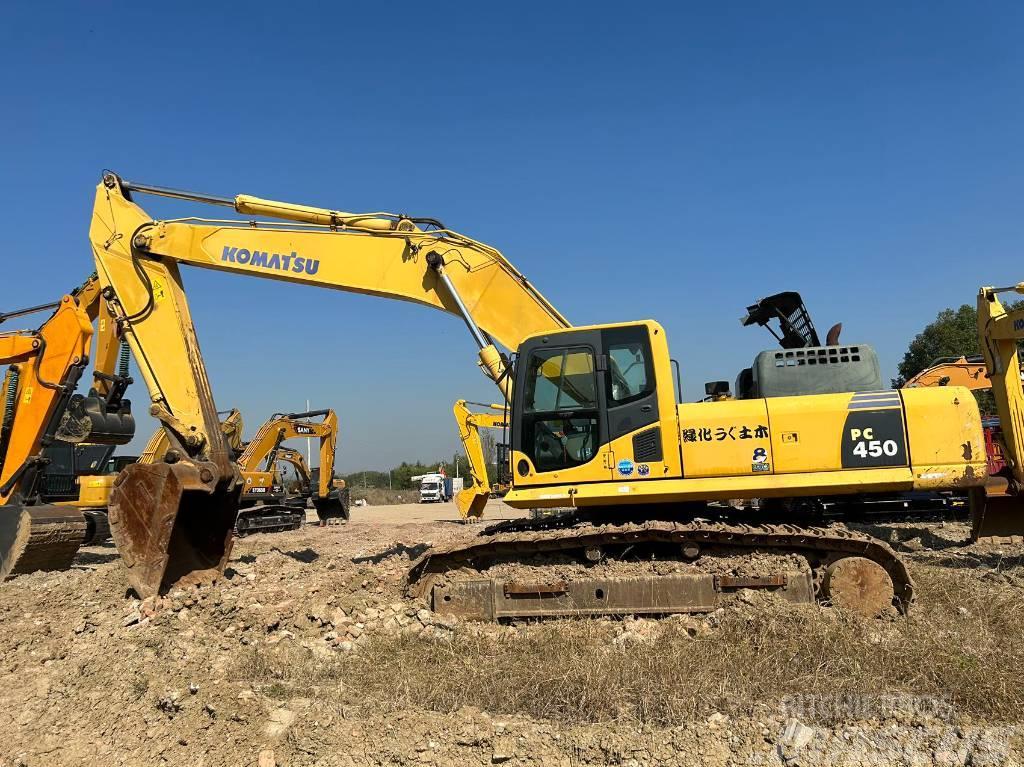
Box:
(1, 501), (1023, 766)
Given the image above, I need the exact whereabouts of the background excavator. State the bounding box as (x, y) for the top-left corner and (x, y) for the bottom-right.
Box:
(83, 172), (1021, 620)
(453, 400), (511, 517)
(232, 408), (349, 534)
(272, 446), (350, 524)
(140, 407), (350, 536)
(0, 277), (135, 578)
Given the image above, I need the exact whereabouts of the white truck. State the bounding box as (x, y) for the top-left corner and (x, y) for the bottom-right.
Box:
(414, 473), (464, 503)
(416, 473), (447, 503)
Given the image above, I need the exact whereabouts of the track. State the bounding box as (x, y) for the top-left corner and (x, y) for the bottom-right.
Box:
(408, 511), (914, 620)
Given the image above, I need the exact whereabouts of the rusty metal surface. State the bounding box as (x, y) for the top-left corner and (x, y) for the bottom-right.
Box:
(970, 483), (1024, 542)
(715, 574), (787, 589)
(502, 580), (568, 596)
(109, 461), (239, 599)
(434, 571), (814, 620)
(821, 556), (894, 618)
(0, 507), (31, 579)
(408, 512), (915, 615)
(9, 505), (89, 575)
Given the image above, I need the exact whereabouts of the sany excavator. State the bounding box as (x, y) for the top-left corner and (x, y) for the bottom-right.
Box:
(233, 409), (349, 534)
(83, 171), (1018, 618)
(0, 277), (135, 578)
(140, 407), (349, 537)
(272, 446), (350, 525)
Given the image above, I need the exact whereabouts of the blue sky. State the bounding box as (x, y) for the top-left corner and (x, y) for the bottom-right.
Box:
(2, 2), (1021, 470)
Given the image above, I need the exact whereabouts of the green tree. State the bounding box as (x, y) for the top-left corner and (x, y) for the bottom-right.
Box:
(894, 304), (979, 388)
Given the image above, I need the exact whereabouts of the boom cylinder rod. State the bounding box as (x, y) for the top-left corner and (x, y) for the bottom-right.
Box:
(428, 254), (489, 350)
(114, 176), (236, 208)
(286, 409), (330, 419)
(427, 252), (513, 402)
(0, 302), (61, 325)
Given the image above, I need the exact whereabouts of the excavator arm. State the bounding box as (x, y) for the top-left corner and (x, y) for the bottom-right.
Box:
(453, 400), (510, 517)
(903, 356), (993, 390)
(235, 409), (346, 523)
(967, 283), (1024, 539)
(0, 276), (136, 577)
(89, 172), (569, 594)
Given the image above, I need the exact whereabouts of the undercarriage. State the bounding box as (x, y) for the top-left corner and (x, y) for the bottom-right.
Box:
(408, 508), (913, 621)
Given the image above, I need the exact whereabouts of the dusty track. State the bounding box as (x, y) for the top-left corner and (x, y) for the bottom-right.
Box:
(0, 501), (1022, 766)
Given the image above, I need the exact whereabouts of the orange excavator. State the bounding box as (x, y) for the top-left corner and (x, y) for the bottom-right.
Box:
(0, 277), (135, 577)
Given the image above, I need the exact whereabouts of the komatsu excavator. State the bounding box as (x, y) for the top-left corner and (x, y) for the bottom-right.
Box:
(83, 171), (1019, 618)
(234, 409), (348, 533)
(0, 277), (135, 578)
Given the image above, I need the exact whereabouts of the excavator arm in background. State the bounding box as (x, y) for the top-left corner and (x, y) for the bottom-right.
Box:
(453, 400), (510, 518)
(972, 283), (1024, 539)
(274, 446), (350, 524)
(903, 356), (994, 390)
(0, 277), (135, 578)
(235, 409), (348, 525)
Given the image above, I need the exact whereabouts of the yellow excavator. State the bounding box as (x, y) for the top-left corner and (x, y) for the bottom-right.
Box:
(904, 356), (994, 390)
(453, 399), (511, 516)
(233, 408), (348, 534)
(273, 446), (350, 524)
(140, 407), (349, 536)
(0, 277), (135, 577)
(78, 171), (1021, 618)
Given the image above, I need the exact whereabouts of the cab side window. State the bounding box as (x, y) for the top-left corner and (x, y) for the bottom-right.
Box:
(606, 333), (654, 405)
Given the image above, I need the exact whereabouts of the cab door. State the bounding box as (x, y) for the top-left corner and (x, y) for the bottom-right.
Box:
(602, 325), (663, 479)
(512, 330), (611, 486)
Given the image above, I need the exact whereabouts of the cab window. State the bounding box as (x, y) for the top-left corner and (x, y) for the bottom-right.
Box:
(524, 348), (597, 412)
(606, 331), (654, 404)
(522, 347), (599, 472)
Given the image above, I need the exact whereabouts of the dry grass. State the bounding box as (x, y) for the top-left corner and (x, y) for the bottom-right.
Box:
(233, 565), (1024, 726)
(349, 487), (420, 505)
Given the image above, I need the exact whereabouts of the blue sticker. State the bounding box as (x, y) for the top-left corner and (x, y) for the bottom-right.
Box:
(617, 459), (635, 476)
(636, 463), (650, 477)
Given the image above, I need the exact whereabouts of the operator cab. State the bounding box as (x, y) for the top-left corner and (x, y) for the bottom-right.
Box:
(510, 321), (677, 486)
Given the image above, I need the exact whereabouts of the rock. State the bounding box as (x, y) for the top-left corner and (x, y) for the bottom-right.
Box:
(265, 708), (297, 738)
(258, 749), (276, 767)
(778, 718), (814, 761)
(237, 690), (256, 701)
(902, 537), (925, 552)
(121, 610), (142, 627)
(189, 683), (199, 695)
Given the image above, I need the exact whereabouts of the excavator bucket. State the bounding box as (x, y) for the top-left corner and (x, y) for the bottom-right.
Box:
(0, 507), (31, 580)
(970, 482), (1024, 542)
(108, 460), (240, 599)
(1, 504), (89, 579)
(456, 486), (489, 520)
(312, 489), (350, 524)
